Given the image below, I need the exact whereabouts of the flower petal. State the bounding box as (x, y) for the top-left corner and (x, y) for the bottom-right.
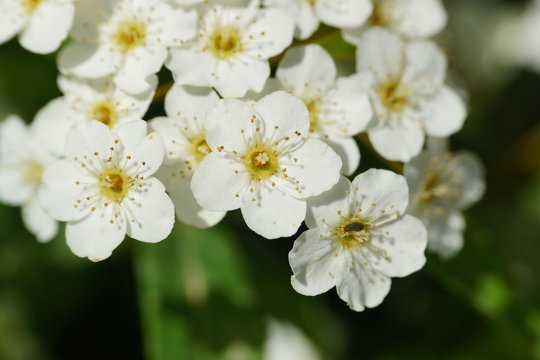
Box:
(306, 175), (353, 229)
(289, 228), (342, 295)
(22, 197), (58, 243)
(368, 214), (427, 277)
(241, 184), (306, 239)
(356, 27), (404, 80)
(426, 210), (465, 259)
(125, 177), (175, 243)
(423, 87), (466, 137)
(323, 135), (360, 176)
(402, 40), (446, 96)
(368, 119), (424, 162)
(191, 153), (248, 212)
(65, 205), (126, 262)
(316, 0), (372, 28)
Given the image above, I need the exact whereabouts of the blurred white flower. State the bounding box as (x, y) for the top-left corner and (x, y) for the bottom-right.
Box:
(266, 44), (372, 175)
(263, 0), (372, 40)
(31, 75), (157, 156)
(0, 115), (59, 242)
(0, 0), (75, 54)
(405, 138), (485, 258)
(343, 0), (447, 44)
(150, 85), (226, 228)
(166, 0), (294, 97)
(58, 0), (197, 94)
(38, 120), (174, 261)
(191, 91), (342, 239)
(290, 170), (427, 311)
(263, 319), (320, 360)
(355, 27), (466, 162)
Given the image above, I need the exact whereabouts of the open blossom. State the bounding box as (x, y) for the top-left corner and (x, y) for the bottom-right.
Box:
(0, 115), (59, 242)
(166, 0), (294, 97)
(271, 44), (372, 175)
(0, 0), (75, 54)
(289, 170), (427, 311)
(342, 0), (447, 45)
(190, 91), (342, 239)
(58, 0), (197, 94)
(405, 138), (485, 258)
(355, 27), (466, 162)
(263, 0), (372, 40)
(32, 75), (157, 156)
(38, 120), (174, 261)
(150, 85), (226, 228)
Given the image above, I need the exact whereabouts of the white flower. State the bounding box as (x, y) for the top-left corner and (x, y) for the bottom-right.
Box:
(0, 0), (75, 54)
(190, 91), (342, 239)
(150, 85), (226, 228)
(263, 319), (320, 360)
(31, 75), (157, 156)
(166, 0), (294, 97)
(342, 0), (447, 45)
(0, 115), (58, 242)
(58, 0), (197, 94)
(38, 120), (174, 261)
(405, 138), (485, 258)
(355, 27), (466, 162)
(270, 44), (372, 175)
(263, 0), (372, 40)
(289, 170), (427, 311)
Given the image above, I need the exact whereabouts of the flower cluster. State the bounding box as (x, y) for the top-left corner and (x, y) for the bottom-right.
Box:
(0, 0), (485, 311)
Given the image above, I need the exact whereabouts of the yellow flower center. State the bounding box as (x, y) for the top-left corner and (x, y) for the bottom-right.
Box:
(115, 21), (146, 53)
(304, 99), (320, 133)
(379, 79), (409, 113)
(99, 167), (133, 201)
(22, 0), (43, 13)
(244, 145), (279, 180)
(190, 133), (212, 163)
(209, 26), (242, 59)
(90, 101), (118, 128)
(334, 218), (370, 249)
(20, 159), (43, 186)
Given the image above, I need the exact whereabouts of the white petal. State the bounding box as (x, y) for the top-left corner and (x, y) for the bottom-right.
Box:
(369, 215), (427, 277)
(306, 175), (353, 229)
(402, 40), (446, 96)
(191, 153), (248, 212)
(66, 206), (126, 262)
(423, 87), (466, 137)
(352, 169), (409, 224)
(0, 4), (26, 45)
(58, 43), (120, 79)
(295, 1), (319, 40)
(453, 151), (486, 209)
(205, 98), (262, 153)
(166, 48), (215, 88)
(149, 116), (187, 163)
(245, 8), (294, 59)
(289, 228), (342, 295)
(64, 120), (119, 163)
(336, 262), (391, 311)
(356, 28), (404, 80)
(31, 98), (73, 156)
(316, 0), (372, 28)
(115, 121), (165, 177)
(164, 171), (226, 228)
(22, 198), (58, 243)
(323, 136), (360, 176)
(125, 178), (174, 243)
(0, 115), (30, 159)
(276, 44), (336, 98)
(254, 91), (310, 145)
(282, 139), (342, 198)
(0, 168), (33, 205)
(19, 1), (74, 54)
(391, 0), (447, 38)
(38, 160), (95, 222)
(114, 46), (168, 94)
(426, 210), (465, 259)
(164, 84), (219, 123)
(241, 185), (306, 239)
(368, 120), (424, 162)
(212, 58), (271, 98)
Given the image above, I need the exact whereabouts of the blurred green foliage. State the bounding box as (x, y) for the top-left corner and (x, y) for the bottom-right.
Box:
(1, 0), (539, 359)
